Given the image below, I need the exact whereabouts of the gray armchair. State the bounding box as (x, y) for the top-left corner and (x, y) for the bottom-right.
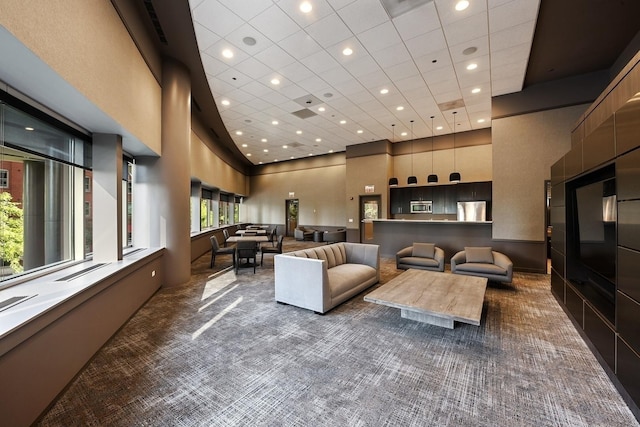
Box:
(396, 243), (445, 272)
(323, 228), (346, 243)
(451, 247), (513, 283)
(294, 226), (315, 241)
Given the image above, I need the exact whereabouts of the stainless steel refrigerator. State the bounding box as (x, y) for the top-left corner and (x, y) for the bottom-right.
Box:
(457, 201), (487, 222)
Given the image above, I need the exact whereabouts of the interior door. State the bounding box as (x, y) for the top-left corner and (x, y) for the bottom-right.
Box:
(285, 199), (299, 237)
(360, 195), (381, 242)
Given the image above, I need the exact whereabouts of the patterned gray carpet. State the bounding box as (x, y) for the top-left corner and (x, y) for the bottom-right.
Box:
(38, 239), (638, 426)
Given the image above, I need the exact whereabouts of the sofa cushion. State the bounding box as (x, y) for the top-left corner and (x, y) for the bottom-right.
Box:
(465, 247), (494, 264)
(456, 262), (506, 276)
(399, 256), (439, 268)
(328, 264), (377, 298)
(412, 243), (435, 258)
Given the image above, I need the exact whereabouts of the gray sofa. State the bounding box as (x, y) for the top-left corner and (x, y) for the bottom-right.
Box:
(274, 242), (380, 313)
(451, 247), (513, 283)
(396, 243), (445, 272)
(294, 226), (316, 241)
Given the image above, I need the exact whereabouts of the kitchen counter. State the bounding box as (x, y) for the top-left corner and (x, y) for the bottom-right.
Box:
(373, 219), (492, 224)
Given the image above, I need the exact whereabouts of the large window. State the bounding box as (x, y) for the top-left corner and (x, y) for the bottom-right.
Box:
(0, 169), (8, 188)
(1, 97), (91, 284)
(200, 188), (216, 230)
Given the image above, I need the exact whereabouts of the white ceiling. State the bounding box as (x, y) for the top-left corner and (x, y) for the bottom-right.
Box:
(189, 0), (540, 164)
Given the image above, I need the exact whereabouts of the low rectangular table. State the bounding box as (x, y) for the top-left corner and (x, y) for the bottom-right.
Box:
(226, 236), (269, 243)
(364, 269), (487, 329)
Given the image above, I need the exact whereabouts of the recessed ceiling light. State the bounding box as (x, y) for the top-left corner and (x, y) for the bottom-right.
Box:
(221, 99), (230, 106)
(271, 78), (280, 85)
(242, 144), (248, 147)
(477, 119), (486, 123)
(401, 132), (407, 136)
(283, 145), (288, 149)
(235, 131), (243, 135)
(272, 120), (278, 125)
(342, 47), (353, 56)
(455, 1), (469, 11)
(340, 120), (346, 124)
(436, 126), (443, 130)
(25, 126), (34, 131)
(329, 150), (334, 153)
(318, 107), (325, 112)
(222, 49), (234, 59)
(290, 156), (295, 159)
(263, 149), (269, 153)
(396, 106), (404, 111)
(380, 88), (389, 94)
(296, 130), (302, 134)
(308, 153), (313, 156)
(247, 153), (252, 156)
(466, 63), (478, 70)
(316, 138), (322, 142)
(357, 130), (363, 134)
(471, 88), (481, 94)
(300, 1), (312, 13)
(261, 138), (267, 142)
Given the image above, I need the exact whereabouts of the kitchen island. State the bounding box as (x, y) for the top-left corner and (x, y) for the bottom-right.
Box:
(367, 219), (493, 259)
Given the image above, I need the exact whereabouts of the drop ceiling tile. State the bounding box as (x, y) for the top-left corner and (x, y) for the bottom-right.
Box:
(371, 43), (412, 68)
(207, 76), (236, 95)
(333, 80), (366, 96)
(449, 36), (489, 64)
(298, 75), (333, 93)
(455, 69), (490, 88)
(442, 12), (488, 47)
(240, 80), (272, 98)
(385, 60), (420, 82)
(489, 0), (540, 33)
(338, 0), (389, 35)
(414, 50), (453, 75)
(299, 49), (341, 73)
(234, 57), (272, 80)
(491, 43), (531, 68)
(304, 12), (352, 48)
(254, 44), (297, 70)
(200, 52), (229, 76)
(358, 21), (402, 52)
(230, 103), (259, 116)
(405, 28), (448, 58)
(249, 5), (300, 42)
(260, 90), (291, 106)
(193, 22), (221, 51)
(490, 20), (536, 52)
(453, 53), (489, 76)
(354, 69), (389, 88)
(278, 62), (315, 83)
(204, 39), (250, 66)
(278, 0), (334, 28)
(278, 82), (309, 99)
(279, 30), (324, 60)
(422, 64), (456, 85)
(343, 55), (381, 78)
(428, 79), (460, 96)
(218, 0), (272, 21)
(219, 109), (243, 121)
(225, 23), (274, 56)
(435, 0), (487, 25)
(392, 1), (440, 40)
(433, 89), (463, 105)
(192, 0), (245, 36)
(223, 88), (254, 104)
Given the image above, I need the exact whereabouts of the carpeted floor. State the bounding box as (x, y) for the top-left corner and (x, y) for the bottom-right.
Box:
(38, 239), (639, 426)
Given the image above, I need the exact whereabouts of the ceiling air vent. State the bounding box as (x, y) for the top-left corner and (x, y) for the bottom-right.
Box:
(143, 0), (168, 45)
(438, 99), (465, 112)
(291, 109), (318, 119)
(381, 0), (433, 18)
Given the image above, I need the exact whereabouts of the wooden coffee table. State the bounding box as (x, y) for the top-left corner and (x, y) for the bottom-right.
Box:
(364, 269), (487, 329)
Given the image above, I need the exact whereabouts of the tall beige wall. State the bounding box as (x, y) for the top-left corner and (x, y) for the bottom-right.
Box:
(191, 130), (248, 195)
(249, 155), (346, 227)
(492, 104), (588, 241)
(0, 0), (161, 154)
(346, 153), (393, 223)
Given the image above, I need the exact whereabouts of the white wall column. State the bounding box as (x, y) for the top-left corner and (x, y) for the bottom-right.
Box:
(92, 133), (123, 261)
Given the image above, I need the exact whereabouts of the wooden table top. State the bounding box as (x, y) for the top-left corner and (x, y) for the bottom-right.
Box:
(226, 236), (269, 243)
(236, 229), (267, 235)
(364, 269), (487, 326)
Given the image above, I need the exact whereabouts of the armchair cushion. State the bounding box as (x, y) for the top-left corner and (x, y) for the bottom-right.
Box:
(465, 246), (494, 264)
(412, 243), (435, 258)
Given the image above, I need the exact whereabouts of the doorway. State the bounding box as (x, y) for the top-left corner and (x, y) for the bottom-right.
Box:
(360, 195), (381, 243)
(285, 199), (299, 237)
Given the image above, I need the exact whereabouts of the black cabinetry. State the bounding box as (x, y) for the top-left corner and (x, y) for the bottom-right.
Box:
(391, 181), (492, 216)
(457, 181), (492, 201)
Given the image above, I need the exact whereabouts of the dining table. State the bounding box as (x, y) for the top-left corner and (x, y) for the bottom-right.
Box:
(226, 235), (269, 243)
(235, 229), (267, 235)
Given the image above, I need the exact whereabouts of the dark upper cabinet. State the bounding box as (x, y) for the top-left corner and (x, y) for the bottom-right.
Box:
(617, 147), (640, 201)
(551, 158), (564, 186)
(410, 186), (432, 202)
(550, 183), (564, 207)
(618, 200), (640, 251)
(583, 116), (615, 172)
(456, 181), (492, 202)
(616, 96), (640, 156)
(390, 188), (402, 214)
(565, 141), (583, 178)
(432, 185), (456, 214)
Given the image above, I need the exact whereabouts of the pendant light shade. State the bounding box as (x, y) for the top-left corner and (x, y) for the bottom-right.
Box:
(389, 124), (398, 186)
(427, 115), (438, 183)
(408, 120), (417, 185)
(450, 111), (461, 183)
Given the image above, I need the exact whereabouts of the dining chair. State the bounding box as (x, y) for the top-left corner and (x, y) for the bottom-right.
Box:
(210, 236), (235, 268)
(235, 240), (258, 273)
(222, 229), (231, 247)
(261, 235), (284, 266)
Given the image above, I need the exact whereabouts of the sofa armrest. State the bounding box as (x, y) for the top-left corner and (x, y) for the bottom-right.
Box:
(396, 246), (412, 266)
(434, 247), (445, 270)
(344, 242), (380, 282)
(274, 254), (330, 312)
(492, 251), (513, 275)
(450, 250), (466, 270)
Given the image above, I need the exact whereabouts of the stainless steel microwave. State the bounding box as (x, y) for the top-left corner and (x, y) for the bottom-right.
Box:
(410, 200), (432, 213)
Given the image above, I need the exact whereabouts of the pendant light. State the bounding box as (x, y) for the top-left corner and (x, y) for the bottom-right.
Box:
(388, 124), (399, 186)
(449, 111), (461, 182)
(407, 120), (418, 185)
(427, 115), (438, 183)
